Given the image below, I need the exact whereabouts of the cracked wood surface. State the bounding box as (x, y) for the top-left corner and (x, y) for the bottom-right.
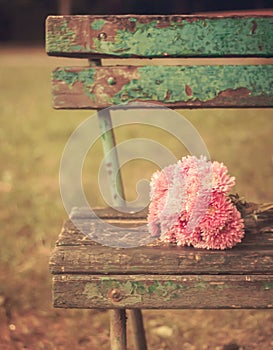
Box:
(50, 206), (273, 309)
(53, 274), (273, 309)
(50, 206), (273, 275)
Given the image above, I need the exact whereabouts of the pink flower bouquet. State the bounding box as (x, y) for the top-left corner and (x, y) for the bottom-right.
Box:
(148, 156), (244, 249)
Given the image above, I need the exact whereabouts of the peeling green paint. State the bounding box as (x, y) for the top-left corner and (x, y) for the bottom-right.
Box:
(46, 19), (78, 54)
(128, 279), (187, 299)
(92, 17), (273, 57)
(53, 67), (96, 99)
(46, 16), (273, 57)
(83, 282), (98, 299)
(112, 65), (273, 104)
(53, 68), (78, 86)
(52, 64), (273, 108)
(147, 280), (159, 294)
(107, 18), (273, 57)
(131, 281), (147, 295)
(70, 45), (88, 52)
(264, 282), (273, 290)
(91, 19), (106, 30)
(83, 278), (188, 305)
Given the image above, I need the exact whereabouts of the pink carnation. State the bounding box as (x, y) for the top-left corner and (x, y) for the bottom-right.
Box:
(148, 156), (244, 249)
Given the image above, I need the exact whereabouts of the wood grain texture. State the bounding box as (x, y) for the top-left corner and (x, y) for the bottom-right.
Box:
(46, 15), (273, 58)
(49, 205), (273, 275)
(50, 242), (273, 275)
(52, 274), (273, 309)
(50, 207), (273, 309)
(52, 65), (273, 108)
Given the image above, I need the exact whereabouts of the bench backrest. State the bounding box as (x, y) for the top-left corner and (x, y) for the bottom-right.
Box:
(46, 15), (273, 109)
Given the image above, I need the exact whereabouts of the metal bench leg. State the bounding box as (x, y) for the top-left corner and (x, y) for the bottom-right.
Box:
(110, 309), (127, 350)
(129, 309), (148, 350)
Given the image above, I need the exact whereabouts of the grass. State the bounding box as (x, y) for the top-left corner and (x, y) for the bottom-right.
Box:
(0, 47), (273, 349)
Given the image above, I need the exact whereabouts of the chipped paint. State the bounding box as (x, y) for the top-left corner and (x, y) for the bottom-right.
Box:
(91, 19), (106, 30)
(53, 67), (96, 99)
(264, 282), (273, 290)
(46, 19), (78, 54)
(53, 68), (78, 86)
(46, 16), (273, 57)
(83, 278), (188, 306)
(53, 274), (273, 309)
(52, 64), (273, 108)
(111, 65), (273, 104)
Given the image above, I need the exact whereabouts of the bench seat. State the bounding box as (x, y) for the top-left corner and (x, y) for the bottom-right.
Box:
(50, 207), (273, 310)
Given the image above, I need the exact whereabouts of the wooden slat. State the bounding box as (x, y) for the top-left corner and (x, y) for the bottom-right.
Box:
(54, 215), (273, 247)
(55, 201), (273, 246)
(55, 203), (273, 244)
(46, 15), (273, 58)
(52, 274), (273, 309)
(52, 65), (273, 108)
(50, 241), (273, 275)
(50, 202), (273, 275)
(70, 203), (273, 226)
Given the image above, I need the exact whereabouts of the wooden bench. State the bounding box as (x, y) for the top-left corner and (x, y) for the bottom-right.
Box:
(46, 15), (273, 350)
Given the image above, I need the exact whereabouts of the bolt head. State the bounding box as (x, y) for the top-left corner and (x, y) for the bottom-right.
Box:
(107, 77), (117, 85)
(98, 32), (107, 40)
(109, 288), (122, 302)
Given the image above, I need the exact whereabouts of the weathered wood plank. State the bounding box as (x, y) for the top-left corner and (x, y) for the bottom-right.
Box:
(50, 242), (273, 275)
(55, 217), (273, 247)
(70, 203), (273, 227)
(52, 274), (273, 309)
(52, 65), (273, 108)
(50, 203), (273, 274)
(46, 15), (273, 58)
(54, 201), (273, 247)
